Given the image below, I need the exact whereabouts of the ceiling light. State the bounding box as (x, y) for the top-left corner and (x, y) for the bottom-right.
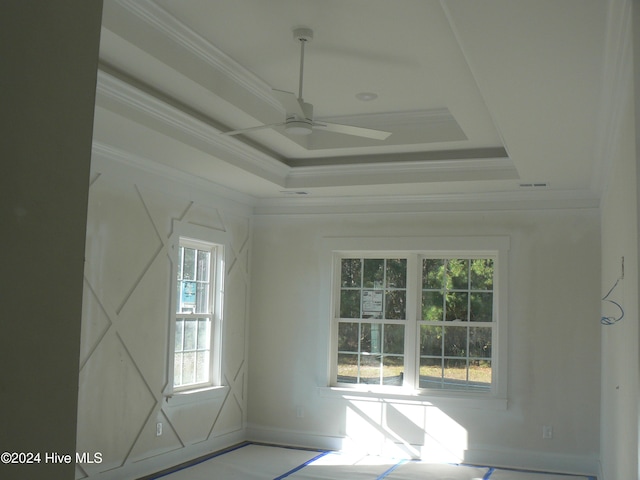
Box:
(355, 92), (378, 101)
(285, 119), (313, 135)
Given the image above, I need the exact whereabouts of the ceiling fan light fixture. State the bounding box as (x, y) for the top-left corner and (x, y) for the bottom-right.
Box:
(285, 119), (313, 135)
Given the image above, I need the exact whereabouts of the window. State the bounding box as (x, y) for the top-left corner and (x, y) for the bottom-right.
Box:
(170, 235), (225, 393)
(329, 237), (508, 400)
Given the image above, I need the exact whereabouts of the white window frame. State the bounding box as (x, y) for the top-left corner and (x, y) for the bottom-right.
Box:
(324, 236), (509, 407)
(165, 221), (229, 400)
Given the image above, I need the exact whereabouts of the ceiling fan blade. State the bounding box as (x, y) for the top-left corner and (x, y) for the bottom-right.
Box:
(222, 122), (285, 136)
(272, 89), (305, 118)
(313, 121), (392, 140)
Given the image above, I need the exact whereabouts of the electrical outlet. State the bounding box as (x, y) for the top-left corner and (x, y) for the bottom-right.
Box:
(542, 425), (553, 439)
(296, 406), (304, 418)
(156, 422), (163, 436)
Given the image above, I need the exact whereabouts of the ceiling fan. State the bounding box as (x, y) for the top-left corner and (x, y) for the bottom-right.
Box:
(222, 28), (392, 141)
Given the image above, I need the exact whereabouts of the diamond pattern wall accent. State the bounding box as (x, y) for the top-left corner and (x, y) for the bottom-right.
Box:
(76, 153), (251, 479)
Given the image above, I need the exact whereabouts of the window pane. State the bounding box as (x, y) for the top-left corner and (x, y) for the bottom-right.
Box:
(444, 326), (467, 357)
(338, 322), (359, 352)
(180, 281), (196, 312)
(362, 290), (383, 318)
(470, 292), (493, 322)
(423, 259), (444, 289)
(360, 355), (381, 384)
(181, 352), (196, 385)
(446, 291), (468, 321)
(470, 259), (493, 290)
(386, 259), (406, 288)
(469, 327), (492, 358)
(196, 351), (210, 384)
(384, 324), (405, 354)
(341, 259), (361, 287)
(184, 319), (197, 350)
(337, 353), (358, 383)
(196, 250), (210, 282)
(444, 358), (468, 390)
(363, 259), (384, 288)
(385, 290), (405, 319)
(420, 325), (442, 356)
(175, 319), (184, 351)
(419, 358), (443, 388)
(383, 356), (404, 385)
(174, 353), (183, 386)
(197, 318), (210, 350)
(448, 259), (469, 290)
(340, 290), (360, 318)
(422, 291), (444, 321)
(183, 248), (196, 280)
(362, 323), (381, 354)
(177, 247), (183, 281)
(196, 282), (210, 313)
(469, 360), (492, 389)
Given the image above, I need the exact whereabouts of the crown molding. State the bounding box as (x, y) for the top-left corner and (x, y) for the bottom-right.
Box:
(91, 141), (257, 212)
(114, 0), (280, 112)
(254, 188), (601, 216)
(96, 68), (290, 186)
(285, 157), (518, 189)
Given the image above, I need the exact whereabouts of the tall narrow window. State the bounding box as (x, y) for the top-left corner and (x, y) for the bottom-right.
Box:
(173, 238), (222, 391)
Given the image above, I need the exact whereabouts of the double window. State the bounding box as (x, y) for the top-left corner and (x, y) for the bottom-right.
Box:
(330, 238), (508, 399)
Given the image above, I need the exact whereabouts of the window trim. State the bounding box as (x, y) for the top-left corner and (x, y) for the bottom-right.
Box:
(164, 220), (229, 398)
(324, 236), (509, 406)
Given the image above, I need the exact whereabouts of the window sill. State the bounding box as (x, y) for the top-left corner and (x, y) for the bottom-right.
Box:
(164, 385), (229, 407)
(317, 386), (507, 411)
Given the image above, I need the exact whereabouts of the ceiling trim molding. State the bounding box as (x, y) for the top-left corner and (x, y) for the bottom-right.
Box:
(96, 68), (290, 186)
(92, 141), (257, 211)
(96, 68), (519, 190)
(254, 189), (601, 216)
(114, 0), (280, 112)
(284, 157), (518, 189)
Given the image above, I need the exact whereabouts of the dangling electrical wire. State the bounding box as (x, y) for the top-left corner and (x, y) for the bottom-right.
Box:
(601, 277), (624, 325)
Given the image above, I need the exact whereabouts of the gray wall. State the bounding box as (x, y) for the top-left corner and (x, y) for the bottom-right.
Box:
(0, 2), (102, 479)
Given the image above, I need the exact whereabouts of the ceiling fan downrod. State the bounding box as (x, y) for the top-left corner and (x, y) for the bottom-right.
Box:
(293, 27), (313, 102)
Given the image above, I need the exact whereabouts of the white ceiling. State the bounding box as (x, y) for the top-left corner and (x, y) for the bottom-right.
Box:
(95, 0), (619, 211)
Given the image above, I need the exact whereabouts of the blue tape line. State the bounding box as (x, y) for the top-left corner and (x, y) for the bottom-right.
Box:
(483, 466), (495, 479)
(272, 450), (331, 480)
(377, 458), (409, 479)
(148, 441), (251, 479)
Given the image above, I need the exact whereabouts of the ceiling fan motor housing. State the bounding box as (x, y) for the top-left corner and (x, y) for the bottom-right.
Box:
(285, 101), (313, 135)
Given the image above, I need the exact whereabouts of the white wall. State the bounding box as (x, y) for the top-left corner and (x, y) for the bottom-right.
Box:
(598, 9), (639, 479)
(76, 151), (252, 479)
(1, 3), (102, 480)
(248, 208), (601, 474)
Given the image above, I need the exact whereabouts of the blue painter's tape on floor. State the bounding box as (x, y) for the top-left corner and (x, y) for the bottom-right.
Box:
(377, 458), (409, 479)
(272, 450), (331, 479)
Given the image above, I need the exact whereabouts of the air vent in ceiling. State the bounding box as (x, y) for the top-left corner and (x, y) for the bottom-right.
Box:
(519, 182), (549, 188)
